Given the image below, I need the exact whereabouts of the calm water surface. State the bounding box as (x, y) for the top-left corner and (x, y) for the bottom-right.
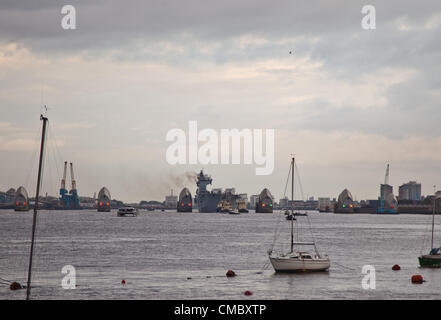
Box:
(0, 210), (440, 299)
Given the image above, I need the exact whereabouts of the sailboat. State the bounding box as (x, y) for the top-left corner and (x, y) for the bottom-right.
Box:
(268, 156), (330, 272)
(418, 191), (441, 268)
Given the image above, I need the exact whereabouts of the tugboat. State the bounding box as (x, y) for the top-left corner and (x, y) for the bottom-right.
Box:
(285, 209), (308, 217)
(117, 207), (138, 217)
(419, 191), (441, 267)
(217, 199), (232, 213)
(237, 200), (249, 213)
(269, 156), (330, 272)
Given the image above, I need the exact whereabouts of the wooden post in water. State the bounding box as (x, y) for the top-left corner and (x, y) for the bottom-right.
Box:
(26, 115), (48, 300)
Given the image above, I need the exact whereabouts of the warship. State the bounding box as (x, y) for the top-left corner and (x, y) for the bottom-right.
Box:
(195, 170), (239, 213)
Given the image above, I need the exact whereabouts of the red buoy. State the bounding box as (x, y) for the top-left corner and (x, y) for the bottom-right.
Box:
(244, 290), (253, 296)
(392, 264), (401, 271)
(121, 280), (126, 285)
(9, 282), (22, 290)
(411, 275), (423, 284)
(226, 270), (236, 277)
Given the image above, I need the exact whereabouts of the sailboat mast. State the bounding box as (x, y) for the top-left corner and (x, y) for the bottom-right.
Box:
(431, 186), (436, 250)
(291, 156), (294, 253)
(26, 115), (48, 300)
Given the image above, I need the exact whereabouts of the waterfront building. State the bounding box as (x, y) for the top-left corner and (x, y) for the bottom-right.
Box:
(238, 193), (248, 205)
(318, 197), (332, 212)
(165, 189), (178, 208)
(399, 181), (422, 201)
(279, 196), (289, 208)
(250, 195), (260, 207)
(6, 188), (16, 203)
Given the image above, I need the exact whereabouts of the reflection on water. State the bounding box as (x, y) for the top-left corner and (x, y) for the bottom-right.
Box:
(0, 209), (440, 299)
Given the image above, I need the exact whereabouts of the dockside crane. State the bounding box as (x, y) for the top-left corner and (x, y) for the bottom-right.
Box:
(69, 162), (80, 207)
(377, 163), (396, 214)
(59, 161), (80, 208)
(59, 161), (70, 207)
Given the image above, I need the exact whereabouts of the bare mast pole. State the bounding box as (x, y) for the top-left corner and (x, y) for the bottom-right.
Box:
(291, 156), (295, 253)
(26, 114), (48, 300)
(432, 185), (436, 250)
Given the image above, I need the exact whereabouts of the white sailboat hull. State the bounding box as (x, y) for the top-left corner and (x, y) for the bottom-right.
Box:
(269, 256), (330, 272)
(269, 157), (331, 273)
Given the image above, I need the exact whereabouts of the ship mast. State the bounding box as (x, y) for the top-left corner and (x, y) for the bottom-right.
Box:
(432, 185), (436, 250)
(291, 156), (295, 253)
(26, 114), (48, 300)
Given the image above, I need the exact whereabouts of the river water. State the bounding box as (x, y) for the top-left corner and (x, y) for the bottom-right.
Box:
(0, 210), (440, 299)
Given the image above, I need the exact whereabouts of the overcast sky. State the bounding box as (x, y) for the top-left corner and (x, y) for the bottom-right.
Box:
(1, 0), (440, 202)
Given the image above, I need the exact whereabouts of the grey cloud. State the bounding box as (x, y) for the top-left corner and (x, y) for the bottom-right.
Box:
(0, 1), (439, 54)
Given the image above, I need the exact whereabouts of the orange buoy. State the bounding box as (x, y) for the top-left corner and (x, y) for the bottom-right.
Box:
(411, 275), (423, 284)
(244, 290), (253, 296)
(9, 282), (22, 290)
(392, 264), (401, 271)
(226, 270), (236, 277)
(121, 280), (126, 285)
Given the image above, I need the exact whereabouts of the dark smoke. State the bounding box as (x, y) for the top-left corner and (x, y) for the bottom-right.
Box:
(166, 171), (197, 189)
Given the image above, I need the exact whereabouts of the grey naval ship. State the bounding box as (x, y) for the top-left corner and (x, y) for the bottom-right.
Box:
(195, 170), (239, 213)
